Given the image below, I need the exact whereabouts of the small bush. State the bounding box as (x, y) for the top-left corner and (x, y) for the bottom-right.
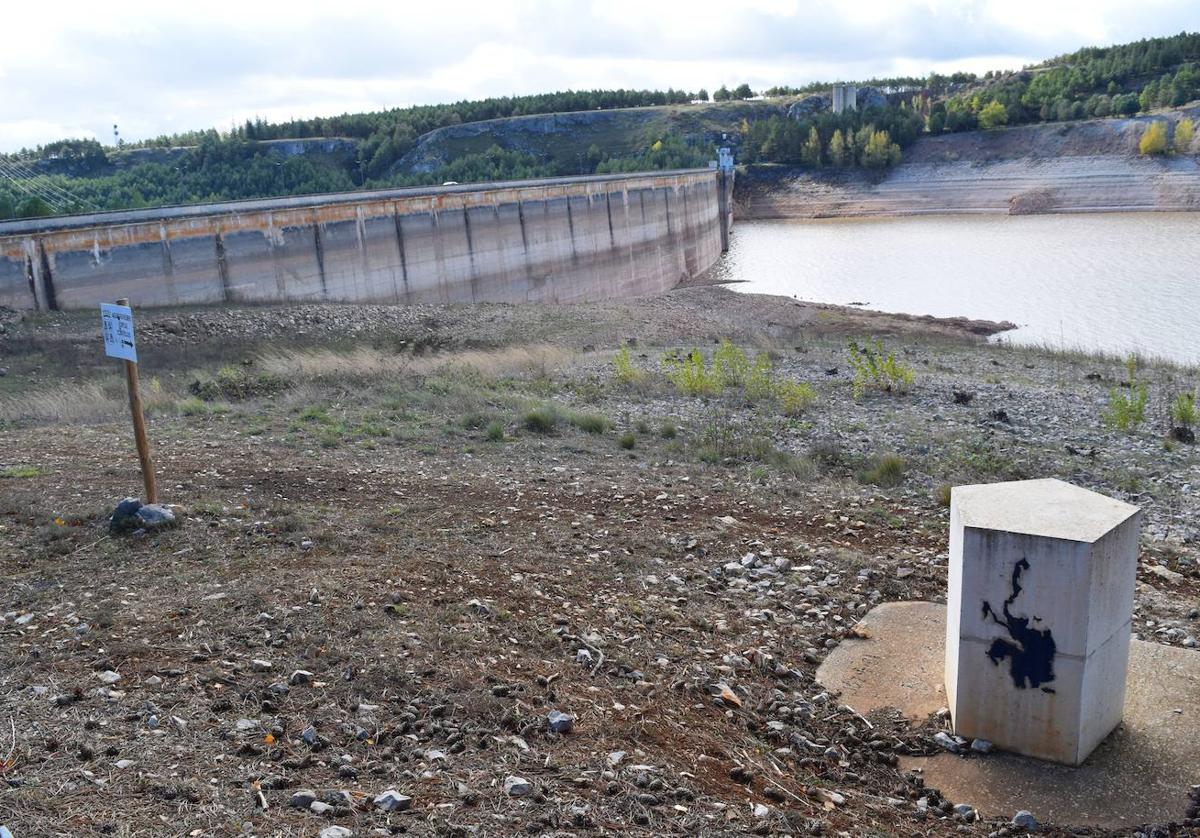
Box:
(859, 454), (907, 487)
(635, 419), (651, 434)
(848, 339), (914, 399)
(1103, 356), (1147, 433)
(777, 380), (817, 416)
(659, 421), (678, 439)
(663, 350), (720, 396)
(712, 340), (751, 388)
(191, 364), (287, 402)
(1170, 392), (1196, 428)
(569, 412), (611, 434)
(935, 483), (953, 508)
(298, 405), (333, 424)
(356, 420), (390, 438)
(612, 346), (646, 385)
(523, 405), (561, 434)
(317, 427), (344, 448)
(618, 431), (636, 449)
(1, 465), (41, 478)
(486, 421), (505, 442)
(745, 353), (775, 402)
(461, 411), (491, 431)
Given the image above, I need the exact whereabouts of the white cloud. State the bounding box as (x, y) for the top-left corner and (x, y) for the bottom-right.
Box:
(0, 0), (1195, 151)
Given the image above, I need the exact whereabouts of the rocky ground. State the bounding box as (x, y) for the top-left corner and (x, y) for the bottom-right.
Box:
(0, 287), (1197, 837)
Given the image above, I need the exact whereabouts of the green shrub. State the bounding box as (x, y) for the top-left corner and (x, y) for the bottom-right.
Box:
(847, 339), (914, 398)
(712, 340), (751, 388)
(776, 380), (817, 416)
(486, 421), (506, 442)
(1170, 392), (1196, 427)
(859, 454), (907, 487)
(1103, 356), (1148, 433)
(745, 353), (775, 402)
(523, 405), (561, 434)
(569, 412), (611, 434)
(618, 431), (636, 449)
(461, 411), (491, 430)
(317, 427), (344, 448)
(191, 364), (287, 402)
(0, 465), (41, 478)
(659, 421), (678, 439)
(612, 346), (646, 385)
(663, 350), (721, 396)
(635, 419), (651, 434)
(356, 420), (390, 438)
(298, 405), (333, 424)
(934, 483), (953, 508)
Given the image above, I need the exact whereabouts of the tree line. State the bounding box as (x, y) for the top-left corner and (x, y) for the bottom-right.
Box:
(740, 106), (924, 169)
(3, 31), (1199, 218)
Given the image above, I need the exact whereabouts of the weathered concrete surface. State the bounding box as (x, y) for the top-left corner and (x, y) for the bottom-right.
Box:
(817, 602), (1200, 827)
(947, 479), (1141, 765)
(0, 170), (728, 311)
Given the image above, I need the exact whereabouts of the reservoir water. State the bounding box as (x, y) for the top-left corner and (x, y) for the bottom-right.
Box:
(717, 213), (1200, 365)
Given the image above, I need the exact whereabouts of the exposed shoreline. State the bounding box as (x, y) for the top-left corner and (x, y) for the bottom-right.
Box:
(735, 155), (1200, 219)
(735, 108), (1200, 220)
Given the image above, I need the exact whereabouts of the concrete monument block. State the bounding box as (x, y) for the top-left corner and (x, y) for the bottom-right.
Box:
(946, 478), (1140, 765)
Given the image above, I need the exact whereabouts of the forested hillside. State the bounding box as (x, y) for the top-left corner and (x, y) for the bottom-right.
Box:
(2, 32), (1198, 219)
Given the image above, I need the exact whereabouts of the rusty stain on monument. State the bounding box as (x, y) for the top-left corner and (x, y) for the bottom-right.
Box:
(981, 558), (1057, 693)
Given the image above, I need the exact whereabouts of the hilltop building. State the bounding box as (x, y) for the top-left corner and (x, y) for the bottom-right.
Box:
(832, 84), (858, 114)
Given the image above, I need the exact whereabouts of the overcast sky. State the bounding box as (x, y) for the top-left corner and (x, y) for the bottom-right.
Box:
(1, 0), (1195, 152)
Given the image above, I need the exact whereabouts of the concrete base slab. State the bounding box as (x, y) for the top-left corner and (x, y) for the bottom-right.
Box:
(816, 602), (1200, 828)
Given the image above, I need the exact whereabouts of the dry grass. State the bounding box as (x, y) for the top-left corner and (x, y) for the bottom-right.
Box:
(257, 344), (573, 382)
(0, 380), (176, 424)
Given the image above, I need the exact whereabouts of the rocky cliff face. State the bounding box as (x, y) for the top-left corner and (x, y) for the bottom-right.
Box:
(390, 101), (784, 176)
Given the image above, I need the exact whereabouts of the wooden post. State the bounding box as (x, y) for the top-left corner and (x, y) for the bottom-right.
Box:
(116, 297), (157, 503)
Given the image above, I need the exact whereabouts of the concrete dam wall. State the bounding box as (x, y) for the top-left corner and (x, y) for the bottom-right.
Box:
(0, 169), (731, 311)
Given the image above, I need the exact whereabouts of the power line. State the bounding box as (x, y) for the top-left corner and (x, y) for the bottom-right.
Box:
(0, 160), (68, 213)
(0, 159), (71, 208)
(0, 155), (94, 209)
(0, 163), (78, 210)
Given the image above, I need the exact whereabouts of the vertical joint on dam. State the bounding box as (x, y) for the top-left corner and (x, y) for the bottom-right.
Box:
(717, 170), (732, 253)
(312, 224), (329, 299)
(37, 242), (58, 311)
(215, 233), (232, 302)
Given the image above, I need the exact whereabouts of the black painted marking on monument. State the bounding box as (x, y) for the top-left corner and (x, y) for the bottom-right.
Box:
(981, 558), (1057, 691)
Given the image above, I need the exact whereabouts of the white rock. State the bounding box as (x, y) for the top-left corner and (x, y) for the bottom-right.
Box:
(504, 776), (532, 797)
(97, 671), (121, 685)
